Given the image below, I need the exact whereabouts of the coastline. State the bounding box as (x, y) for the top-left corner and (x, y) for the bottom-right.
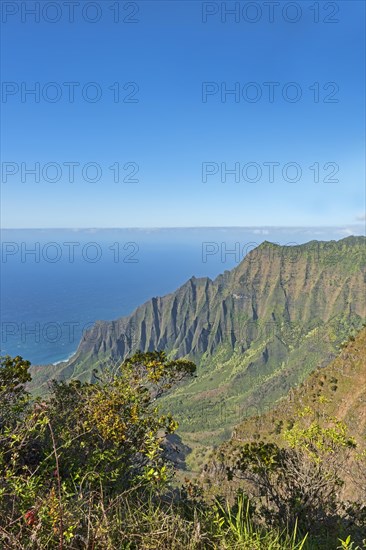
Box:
(52, 351), (76, 366)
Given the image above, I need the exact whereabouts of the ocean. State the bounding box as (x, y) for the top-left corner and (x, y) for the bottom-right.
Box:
(1, 227), (363, 365)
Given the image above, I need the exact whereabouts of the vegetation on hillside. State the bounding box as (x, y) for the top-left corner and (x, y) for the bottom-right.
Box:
(1, 335), (366, 549)
(201, 329), (366, 547)
(203, 326), (366, 492)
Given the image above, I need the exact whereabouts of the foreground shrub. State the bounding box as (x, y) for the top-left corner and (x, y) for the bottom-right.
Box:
(0, 352), (196, 548)
(224, 406), (365, 546)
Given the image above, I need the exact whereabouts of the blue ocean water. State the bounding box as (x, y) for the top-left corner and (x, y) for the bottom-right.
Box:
(1, 227), (363, 365)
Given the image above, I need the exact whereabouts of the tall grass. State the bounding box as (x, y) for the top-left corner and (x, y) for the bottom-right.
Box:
(1, 487), (362, 549)
(84, 491), (311, 550)
(212, 494), (308, 550)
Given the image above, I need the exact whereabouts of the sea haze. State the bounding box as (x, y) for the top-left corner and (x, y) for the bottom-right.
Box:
(1, 227), (364, 365)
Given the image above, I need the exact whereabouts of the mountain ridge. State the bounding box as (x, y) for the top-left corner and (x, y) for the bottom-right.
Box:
(30, 236), (366, 448)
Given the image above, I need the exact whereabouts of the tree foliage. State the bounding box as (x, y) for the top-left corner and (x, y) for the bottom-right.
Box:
(0, 355), (31, 427)
(225, 406), (365, 542)
(0, 352), (196, 548)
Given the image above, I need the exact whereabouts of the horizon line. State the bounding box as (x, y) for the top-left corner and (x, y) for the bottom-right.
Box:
(1, 224), (365, 231)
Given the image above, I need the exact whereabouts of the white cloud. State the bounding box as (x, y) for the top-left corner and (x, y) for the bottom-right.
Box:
(338, 227), (356, 236)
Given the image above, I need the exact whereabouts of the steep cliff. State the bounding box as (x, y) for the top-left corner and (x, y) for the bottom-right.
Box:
(31, 236), (366, 445)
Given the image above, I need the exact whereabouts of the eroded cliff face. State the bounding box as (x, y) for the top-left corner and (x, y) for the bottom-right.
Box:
(31, 237), (365, 444)
(44, 237), (364, 374)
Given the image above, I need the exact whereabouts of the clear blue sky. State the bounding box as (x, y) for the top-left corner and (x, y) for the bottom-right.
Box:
(1, 0), (365, 228)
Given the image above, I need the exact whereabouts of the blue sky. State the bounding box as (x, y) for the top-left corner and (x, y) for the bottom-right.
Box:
(1, 0), (365, 228)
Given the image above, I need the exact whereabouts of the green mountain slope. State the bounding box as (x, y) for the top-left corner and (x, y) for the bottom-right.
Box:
(201, 326), (366, 500)
(31, 236), (366, 450)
